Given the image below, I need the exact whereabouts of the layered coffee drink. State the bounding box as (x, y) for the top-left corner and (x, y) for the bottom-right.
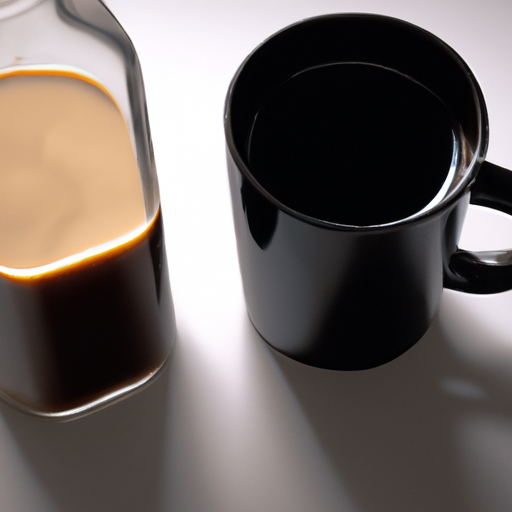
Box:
(0, 70), (173, 416)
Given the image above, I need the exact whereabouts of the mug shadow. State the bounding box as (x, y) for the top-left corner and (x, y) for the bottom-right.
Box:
(0, 346), (174, 512)
(256, 291), (512, 512)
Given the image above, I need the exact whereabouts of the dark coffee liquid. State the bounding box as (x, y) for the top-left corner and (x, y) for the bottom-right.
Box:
(247, 63), (457, 226)
(0, 210), (174, 413)
(0, 71), (173, 415)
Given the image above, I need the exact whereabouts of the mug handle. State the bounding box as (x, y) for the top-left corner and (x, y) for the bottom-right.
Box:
(445, 161), (512, 293)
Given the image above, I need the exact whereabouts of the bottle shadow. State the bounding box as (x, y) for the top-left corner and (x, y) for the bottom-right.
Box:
(259, 290), (512, 512)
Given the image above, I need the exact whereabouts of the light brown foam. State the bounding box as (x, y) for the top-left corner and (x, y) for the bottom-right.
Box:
(0, 70), (146, 269)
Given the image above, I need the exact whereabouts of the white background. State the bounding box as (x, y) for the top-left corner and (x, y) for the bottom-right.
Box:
(1, 0), (512, 511)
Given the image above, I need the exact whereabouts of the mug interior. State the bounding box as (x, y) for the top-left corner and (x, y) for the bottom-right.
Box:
(226, 14), (488, 227)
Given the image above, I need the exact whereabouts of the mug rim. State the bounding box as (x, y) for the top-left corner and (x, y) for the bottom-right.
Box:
(224, 12), (489, 231)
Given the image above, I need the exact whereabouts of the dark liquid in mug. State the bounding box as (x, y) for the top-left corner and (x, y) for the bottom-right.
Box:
(247, 63), (457, 226)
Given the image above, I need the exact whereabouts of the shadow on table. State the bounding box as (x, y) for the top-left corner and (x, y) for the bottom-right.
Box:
(261, 290), (512, 512)
(0, 348), (173, 512)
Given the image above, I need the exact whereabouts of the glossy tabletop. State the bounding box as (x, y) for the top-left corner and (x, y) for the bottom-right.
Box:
(1, 0), (512, 510)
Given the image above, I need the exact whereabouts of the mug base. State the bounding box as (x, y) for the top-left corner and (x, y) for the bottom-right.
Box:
(249, 315), (431, 371)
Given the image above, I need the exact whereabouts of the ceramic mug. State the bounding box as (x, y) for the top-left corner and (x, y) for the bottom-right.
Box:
(224, 13), (512, 370)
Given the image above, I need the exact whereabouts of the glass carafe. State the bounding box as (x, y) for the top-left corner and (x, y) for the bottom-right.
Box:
(0, 0), (176, 419)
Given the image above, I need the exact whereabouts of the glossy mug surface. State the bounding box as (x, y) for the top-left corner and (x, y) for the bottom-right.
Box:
(225, 14), (512, 370)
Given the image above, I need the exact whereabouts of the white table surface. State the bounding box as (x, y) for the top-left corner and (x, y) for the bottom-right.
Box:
(1, 0), (512, 510)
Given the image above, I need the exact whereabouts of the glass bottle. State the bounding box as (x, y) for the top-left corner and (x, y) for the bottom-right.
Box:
(0, 0), (176, 419)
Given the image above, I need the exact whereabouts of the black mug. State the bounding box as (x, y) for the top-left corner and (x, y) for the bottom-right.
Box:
(224, 13), (512, 370)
